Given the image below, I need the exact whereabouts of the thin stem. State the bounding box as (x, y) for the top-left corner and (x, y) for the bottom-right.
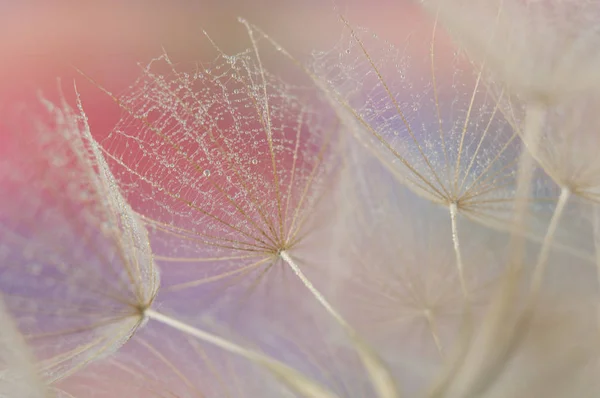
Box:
(529, 187), (570, 301)
(424, 309), (445, 359)
(144, 309), (339, 398)
(433, 102), (548, 398)
(592, 206), (600, 332)
(279, 251), (400, 398)
(279, 251), (346, 328)
(508, 102), (547, 268)
(449, 202), (468, 299)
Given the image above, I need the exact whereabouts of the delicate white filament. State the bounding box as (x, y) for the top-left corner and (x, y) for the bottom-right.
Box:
(424, 309), (445, 358)
(279, 251), (400, 398)
(144, 308), (339, 398)
(449, 202), (468, 299)
(593, 206), (600, 333)
(279, 251), (348, 328)
(509, 102), (547, 266)
(530, 186), (570, 300)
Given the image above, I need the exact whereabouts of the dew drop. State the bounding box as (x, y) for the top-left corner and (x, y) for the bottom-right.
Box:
(203, 169), (211, 177)
(251, 159), (258, 165)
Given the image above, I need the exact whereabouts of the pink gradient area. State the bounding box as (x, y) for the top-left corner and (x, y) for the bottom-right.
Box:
(0, 0), (427, 116)
(0, 0), (439, 151)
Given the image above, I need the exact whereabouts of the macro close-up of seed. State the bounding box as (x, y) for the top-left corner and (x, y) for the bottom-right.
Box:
(1, 1), (600, 397)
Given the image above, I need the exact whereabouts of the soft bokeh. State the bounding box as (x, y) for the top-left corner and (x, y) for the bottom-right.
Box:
(0, 0), (431, 138)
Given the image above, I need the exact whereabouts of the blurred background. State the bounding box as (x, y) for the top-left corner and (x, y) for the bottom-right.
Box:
(0, 0), (429, 138)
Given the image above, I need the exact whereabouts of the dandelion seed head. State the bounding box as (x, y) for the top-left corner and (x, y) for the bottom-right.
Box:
(96, 39), (342, 311)
(3, 5), (600, 396)
(311, 19), (527, 233)
(0, 94), (159, 383)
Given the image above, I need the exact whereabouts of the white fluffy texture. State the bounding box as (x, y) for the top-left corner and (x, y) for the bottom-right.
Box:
(310, 16), (593, 258)
(310, 19), (532, 234)
(432, 294), (600, 398)
(503, 92), (600, 202)
(56, 317), (300, 398)
(309, 16), (596, 294)
(0, 297), (49, 398)
(4, 7), (600, 397)
(0, 97), (158, 383)
(330, 156), (501, 395)
(319, 138), (599, 397)
(65, 32), (371, 397)
(419, 0), (600, 102)
(98, 45), (342, 315)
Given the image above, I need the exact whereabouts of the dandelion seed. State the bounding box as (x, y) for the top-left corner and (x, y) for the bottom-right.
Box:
(323, 151), (504, 396)
(306, 17), (532, 302)
(79, 24), (398, 397)
(236, 15), (600, 397)
(0, 90), (344, 398)
(499, 92), (600, 301)
(415, 1), (600, 273)
(0, 93), (158, 383)
(89, 48), (339, 304)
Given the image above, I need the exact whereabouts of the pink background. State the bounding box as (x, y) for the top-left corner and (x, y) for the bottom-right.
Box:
(0, 0), (429, 138)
